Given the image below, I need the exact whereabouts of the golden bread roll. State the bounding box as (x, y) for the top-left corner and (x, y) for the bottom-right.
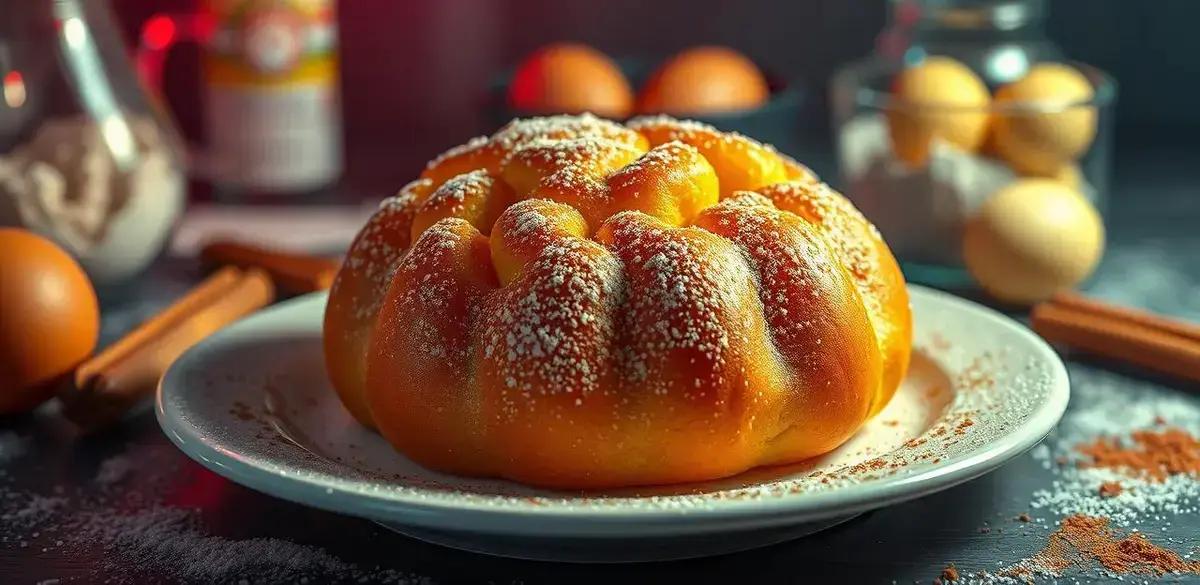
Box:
(324, 114), (912, 488)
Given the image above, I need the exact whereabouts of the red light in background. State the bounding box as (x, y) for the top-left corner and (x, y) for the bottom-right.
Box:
(142, 15), (177, 51)
(3, 70), (26, 108)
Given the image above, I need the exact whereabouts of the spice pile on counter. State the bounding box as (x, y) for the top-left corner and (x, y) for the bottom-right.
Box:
(1010, 514), (1199, 579)
(949, 367), (1200, 583)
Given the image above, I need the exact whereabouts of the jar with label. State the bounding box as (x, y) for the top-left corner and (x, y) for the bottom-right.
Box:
(139, 0), (343, 197)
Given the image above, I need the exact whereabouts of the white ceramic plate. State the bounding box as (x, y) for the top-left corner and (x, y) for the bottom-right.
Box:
(157, 285), (1068, 562)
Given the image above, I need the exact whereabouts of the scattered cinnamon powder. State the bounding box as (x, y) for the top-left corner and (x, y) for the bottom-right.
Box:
(941, 563), (960, 582)
(1076, 427), (1200, 481)
(1098, 481), (1124, 498)
(954, 419), (974, 435)
(955, 354), (996, 391)
(1027, 515), (1200, 576)
(1016, 512), (1031, 523)
(929, 332), (952, 352)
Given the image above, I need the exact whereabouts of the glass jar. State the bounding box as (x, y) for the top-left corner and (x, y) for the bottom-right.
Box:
(831, 0), (1116, 287)
(0, 0), (187, 290)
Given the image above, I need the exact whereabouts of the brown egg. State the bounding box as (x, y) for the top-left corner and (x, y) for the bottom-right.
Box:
(508, 43), (634, 118)
(992, 63), (1097, 176)
(0, 228), (100, 413)
(886, 56), (991, 166)
(963, 179), (1104, 305)
(637, 46), (770, 115)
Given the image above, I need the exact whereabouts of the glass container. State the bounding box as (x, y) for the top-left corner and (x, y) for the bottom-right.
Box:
(0, 0), (187, 289)
(832, 0), (1116, 287)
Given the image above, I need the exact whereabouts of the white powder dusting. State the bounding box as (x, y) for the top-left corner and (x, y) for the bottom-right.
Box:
(1030, 467), (1199, 525)
(66, 506), (428, 584)
(95, 452), (136, 486)
(2, 493), (68, 529)
(962, 365), (1200, 583)
(490, 113), (640, 152)
(0, 441), (433, 584)
(1030, 366), (1200, 518)
(0, 431), (30, 463)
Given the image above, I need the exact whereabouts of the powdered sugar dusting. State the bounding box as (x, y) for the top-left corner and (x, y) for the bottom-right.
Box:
(695, 193), (837, 346)
(759, 180), (882, 281)
(387, 219), (484, 364)
(0, 440), (430, 584)
(337, 179), (426, 324)
(1027, 367), (1200, 525)
(482, 236), (624, 417)
(423, 170), (490, 213)
(753, 180), (906, 370)
(492, 113), (641, 152)
(602, 211), (762, 401)
(500, 136), (641, 221)
(628, 115), (722, 140)
(607, 140), (698, 193)
(95, 452), (136, 486)
(628, 114), (773, 153)
(0, 432), (30, 463)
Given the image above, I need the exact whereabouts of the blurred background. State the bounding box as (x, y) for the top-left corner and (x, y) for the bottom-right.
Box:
(109, 0), (1199, 194)
(2, 0), (1192, 300)
(3, 4), (1200, 581)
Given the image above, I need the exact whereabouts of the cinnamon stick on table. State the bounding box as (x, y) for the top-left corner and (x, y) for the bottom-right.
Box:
(1031, 292), (1200, 383)
(63, 268), (276, 430)
(73, 267), (243, 387)
(200, 240), (340, 295)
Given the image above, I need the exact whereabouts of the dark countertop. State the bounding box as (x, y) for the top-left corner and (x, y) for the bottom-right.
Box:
(2, 140), (1198, 585)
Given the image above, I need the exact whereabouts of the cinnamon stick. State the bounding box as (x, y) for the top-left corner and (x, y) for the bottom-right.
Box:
(1032, 299), (1200, 383)
(62, 268), (276, 429)
(74, 267), (243, 388)
(1049, 291), (1200, 344)
(200, 240), (339, 295)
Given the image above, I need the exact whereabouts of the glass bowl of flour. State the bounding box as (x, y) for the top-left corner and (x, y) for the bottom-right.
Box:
(0, 0), (186, 291)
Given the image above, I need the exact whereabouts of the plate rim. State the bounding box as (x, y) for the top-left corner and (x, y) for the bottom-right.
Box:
(157, 284), (1069, 533)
